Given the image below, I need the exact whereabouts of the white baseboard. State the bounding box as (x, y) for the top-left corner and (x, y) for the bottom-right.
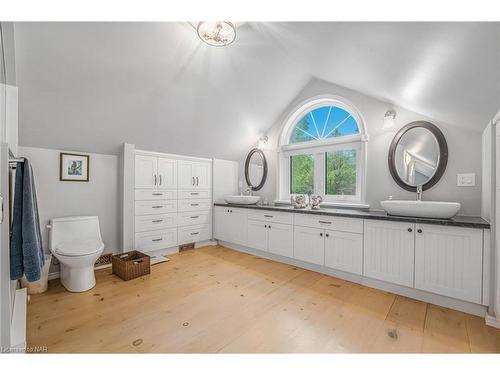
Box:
(485, 314), (500, 329)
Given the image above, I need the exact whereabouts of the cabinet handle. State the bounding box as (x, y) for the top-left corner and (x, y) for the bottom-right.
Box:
(192, 177), (195, 186)
(408, 228), (413, 232)
(318, 220), (332, 224)
(190, 232), (199, 236)
(196, 177), (199, 186)
(320, 232), (323, 236)
(153, 174), (157, 186)
(159, 175), (162, 186)
(190, 215), (199, 219)
(152, 219), (163, 223)
(417, 229), (423, 234)
(152, 193), (163, 196)
(264, 215), (273, 218)
(269, 225), (271, 229)
(152, 238), (163, 242)
(191, 203), (199, 206)
(264, 225), (267, 228)
(325, 233), (329, 237)
(152, 205), (163, 208)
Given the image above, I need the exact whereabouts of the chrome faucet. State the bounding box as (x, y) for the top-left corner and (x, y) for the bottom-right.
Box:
(416, 184), (423, 201)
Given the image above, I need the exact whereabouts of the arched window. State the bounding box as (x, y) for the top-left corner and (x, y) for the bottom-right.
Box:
(278, 96), (368, 206)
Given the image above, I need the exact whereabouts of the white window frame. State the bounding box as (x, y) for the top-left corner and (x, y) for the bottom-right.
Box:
(276, 95), (368, 208)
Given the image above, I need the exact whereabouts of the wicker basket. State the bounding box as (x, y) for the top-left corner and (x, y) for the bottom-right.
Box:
(112, 251), (151, 281)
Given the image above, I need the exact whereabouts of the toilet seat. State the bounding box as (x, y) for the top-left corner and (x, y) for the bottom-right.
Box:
(55, 239), (105, 257)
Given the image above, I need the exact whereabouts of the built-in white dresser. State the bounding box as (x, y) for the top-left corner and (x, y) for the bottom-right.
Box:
(133, 150), (212, 252)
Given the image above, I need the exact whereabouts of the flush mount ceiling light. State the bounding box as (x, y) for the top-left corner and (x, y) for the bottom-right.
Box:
(196, 22), (236, 47)
(383, 110), (397, 129)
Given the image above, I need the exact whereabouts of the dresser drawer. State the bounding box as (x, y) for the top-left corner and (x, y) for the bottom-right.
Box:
(135, 213), (177, 233)
(135, 190), (177, 201)
(178, 224), (211, 245)
(178, 210), (211, 227)
(247, 209), (293, 225)
(178, 199), (211, 212)
(294, 214), (363, 234)
(178, 190), (211, 200)
(134, 229), (177, 251)
(135, 200), (177, 215)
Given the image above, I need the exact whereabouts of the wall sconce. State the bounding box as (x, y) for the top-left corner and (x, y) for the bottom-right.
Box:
(258, 136), (268, 149)
(383, 110), (397, 129)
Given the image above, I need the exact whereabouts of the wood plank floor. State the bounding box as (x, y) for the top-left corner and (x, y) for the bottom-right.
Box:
(27, 246), (500, 353)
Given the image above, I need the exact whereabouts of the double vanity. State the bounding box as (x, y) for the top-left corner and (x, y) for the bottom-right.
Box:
(214, 203), (490, 316)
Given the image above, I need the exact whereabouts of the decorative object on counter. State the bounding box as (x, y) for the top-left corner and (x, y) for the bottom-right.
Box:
(310, 195), (323, 209)
(291, 195), (307, 209)
(60, 152), (90, 182)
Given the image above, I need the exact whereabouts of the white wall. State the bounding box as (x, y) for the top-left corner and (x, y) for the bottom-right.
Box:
(243, 78), (483, 216)
(18, 146), (121, 258)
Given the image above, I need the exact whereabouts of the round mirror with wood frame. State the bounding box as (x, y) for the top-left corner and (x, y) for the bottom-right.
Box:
(388, 121), (448, 192)
(245, 148), (268, 191)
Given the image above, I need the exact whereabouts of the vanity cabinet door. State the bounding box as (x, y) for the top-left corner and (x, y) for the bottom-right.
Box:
(214, 207), (231, 241)
(268, 223), (294, 258)
(363, 220), (415, 287)
(178, 161), (195, 189)
(293, 226), (325, 265)
(415, 224), (483, 304)
(247, 220), (268, 252)
(135, 155), (157, 189)
(324, 230), (363, 275)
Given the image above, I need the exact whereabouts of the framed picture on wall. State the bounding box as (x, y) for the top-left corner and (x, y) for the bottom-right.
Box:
(60, 153), (90, 182)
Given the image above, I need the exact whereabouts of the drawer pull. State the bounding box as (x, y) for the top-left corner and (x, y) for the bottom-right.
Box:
(152, 193), (163, 196)
(190, 216), (199, 219)
(152, 238), (163, 242)
(318, 220), (332, 224)
(152, 206), (163, 209)
(264, 215), (273, 218)
(190, 192), (199, 195)
(152, 219), (163, 223)
(191, 203), (199, 206)
(190, 232), (199, 236)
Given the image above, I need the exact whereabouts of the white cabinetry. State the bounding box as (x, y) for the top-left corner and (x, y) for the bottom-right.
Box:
(214, 207), (248, 246)
(324, 230), (363, 275)
(178, 160), (211, 189)
(293, 225), (325, 265)
(246, 214), (294, 257)
(133, 151), (212, 251)
(363, 220), (415, 287)
(414, 224), (483, 304)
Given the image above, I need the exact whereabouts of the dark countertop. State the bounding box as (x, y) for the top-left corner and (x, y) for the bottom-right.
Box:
(214, 203), (490, 229)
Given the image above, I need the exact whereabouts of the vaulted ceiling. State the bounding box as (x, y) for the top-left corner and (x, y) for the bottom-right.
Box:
(13, 22), (500, 158)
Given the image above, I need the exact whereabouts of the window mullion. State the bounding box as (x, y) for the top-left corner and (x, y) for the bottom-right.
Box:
(314, 152), (325, 196)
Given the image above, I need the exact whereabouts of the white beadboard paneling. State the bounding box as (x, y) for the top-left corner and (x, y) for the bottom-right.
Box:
(247, 219), (268, 252)
(268, 223), (294, 258)
(415, 224), (483, 304)
(293, 225), (325, 265)
(363, 219), (415, 287)
(325, 230), (363, 275)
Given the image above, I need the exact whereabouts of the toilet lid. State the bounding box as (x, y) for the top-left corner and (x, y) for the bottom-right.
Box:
(55, 239), (105, 257)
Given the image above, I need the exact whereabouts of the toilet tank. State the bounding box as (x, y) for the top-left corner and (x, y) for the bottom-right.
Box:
(49, 216), (103, 250)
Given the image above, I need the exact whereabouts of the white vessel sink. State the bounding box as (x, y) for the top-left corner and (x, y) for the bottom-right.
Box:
(224, 195), (261, 205)
(381, 200), (461, 219)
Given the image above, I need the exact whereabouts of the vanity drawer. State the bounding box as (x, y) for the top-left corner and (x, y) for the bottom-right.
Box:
(135, 213), (177, 233)
(178, 190), (211, 200)
(294, 214), (363, 234)
(178, 210), (211, 227)
(178, 224), (211, 245)
(178, 199), (212, 212)
(247, 210), (293, 225)
(134, 229), (177, 251)
(135, 200), (177, 215)
(135, 190), (177, 201)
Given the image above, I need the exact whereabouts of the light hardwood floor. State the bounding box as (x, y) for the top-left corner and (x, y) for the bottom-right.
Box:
(27, 246), (500, 353)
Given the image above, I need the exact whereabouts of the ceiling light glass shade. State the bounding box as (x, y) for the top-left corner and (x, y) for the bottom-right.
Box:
(197, 22), (236, 47)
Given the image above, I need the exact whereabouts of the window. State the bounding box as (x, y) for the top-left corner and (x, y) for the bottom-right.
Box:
(278, 96), (367, 206)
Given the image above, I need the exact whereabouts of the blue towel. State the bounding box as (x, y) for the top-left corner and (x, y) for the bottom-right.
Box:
(10, 159), (45, 282)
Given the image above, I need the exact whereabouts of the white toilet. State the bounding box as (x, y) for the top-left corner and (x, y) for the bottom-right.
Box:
(48, 216), (105, 292)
